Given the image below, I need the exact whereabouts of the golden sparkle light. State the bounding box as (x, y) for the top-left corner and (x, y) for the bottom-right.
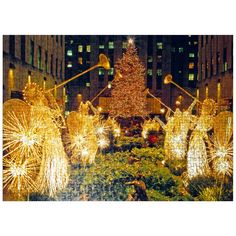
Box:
(3, 155), (39, 194)
(187, 99), (216, 179)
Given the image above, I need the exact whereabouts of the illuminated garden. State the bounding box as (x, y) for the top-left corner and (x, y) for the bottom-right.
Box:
(3, 38), (233, 201)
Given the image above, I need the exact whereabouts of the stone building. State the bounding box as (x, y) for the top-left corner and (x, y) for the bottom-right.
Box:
(65, 35), (198, 113)
(3, 35), (65, 105)
(197, 35), (233, 109)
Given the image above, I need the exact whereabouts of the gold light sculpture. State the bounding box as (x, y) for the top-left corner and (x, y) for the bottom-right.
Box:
(37, 134), (69, 197)
(187, 99), (216, 179)
(66, 101), (101, 165)
(105, 117), (121, 138)
(211, 111), (233, 178)
(164, 74), (202, 104)
(47, 54), (110, 93)
(3, 54), (111, 199)
(156, 100), (196, 161)
(3, 154), (39, 196)
(141, 119), (160, 139)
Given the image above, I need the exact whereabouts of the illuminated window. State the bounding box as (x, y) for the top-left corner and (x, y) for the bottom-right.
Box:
(189, 53), (195, 58)
(86, 82), (90, 87)
(224, 62), (228, 71)
(78, 57), (83, 65)
(178, 70), (182, 74)
(188, 74), (194, 80)
(147, 69), (152, 76)
(157, 69), (162, 76)
(67, 62), (72, 68)
(189, 63), (194, 69)
(147, 56), (153, 63)
(157, 42), (163, 49)
(99, 44), (105, 49)
(157, 55), (162, 62)
(108, 41), (114, 49)
(99, 68), (104, 75)
(188, 41), (191, 45)
(67, 50), (73, 56)
(108, 68), (114, 75)
(122, 42), (127, 49)
(205, 84), (209, 98)
(179, 47), (184, 53)
(78, 45), (83, 52)
(194, 41), (198, 45)
(86, 45), (91, 52)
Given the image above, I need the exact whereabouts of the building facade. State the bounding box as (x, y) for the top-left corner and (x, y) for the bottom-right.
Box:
(3, 35), (65, 104)
(65, 35), (198, 113)
(197, 35), (233, 108)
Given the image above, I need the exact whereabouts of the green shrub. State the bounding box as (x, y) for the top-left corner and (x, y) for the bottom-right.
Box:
(131, 147), (164, 161)
(188, 176), (216, 197)
(29, 193), (55, 201)
(165, 159), (187, 176)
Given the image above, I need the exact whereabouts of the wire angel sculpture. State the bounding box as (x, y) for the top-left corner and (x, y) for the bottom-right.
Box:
(156, 99), (196, 160)
(3, 82), (69, 198)
(187, 99), (216, 179)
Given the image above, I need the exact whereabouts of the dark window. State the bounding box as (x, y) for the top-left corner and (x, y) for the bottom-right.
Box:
(37, 46), (42, 69)
(201, 35), (204, 47)
(156, 76), (162, 90)
(56, 58), (58, 77)
(9, 35), (15, 57)
(56, 35), (58, 43)
(60, 36), (63, 47)
(51, 55), (54, 76)
(30, 40), (34, 66)
(147, 76), (152, 89)
(205, 61), (208, 78)
(216, 52), (220, 74)
(45, 51), (48, 73)
(20, 35), (25, 61)
(60, 61), (62, 79)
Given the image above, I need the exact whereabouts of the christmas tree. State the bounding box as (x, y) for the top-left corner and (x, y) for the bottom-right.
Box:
(109, 39), (147, 118)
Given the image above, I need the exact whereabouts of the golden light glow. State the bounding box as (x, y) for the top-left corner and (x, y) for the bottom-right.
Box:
(160, 108), (165, 114)
(128, 37), (134, 45)
(164, 74), (172, 84)
(142, 119), (160, 139)
(213, 157), (232, 177)
(98, 137), (109, 149)
(3, 155), (39, 194)
(3, 111), (43, 160)
(187, 99), (216, 179)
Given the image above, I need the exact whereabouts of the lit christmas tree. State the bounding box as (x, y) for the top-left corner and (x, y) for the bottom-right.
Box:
(109, 38), (148, 118)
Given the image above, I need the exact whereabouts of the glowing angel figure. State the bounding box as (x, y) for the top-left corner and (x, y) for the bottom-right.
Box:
(171, 99), (197, 160)
(37, 133), (69, 197)
(105, 117), (121, 138)
(3, 154), (39, 196)
(156, 108), (182, 159)
(141, 119), (160, 139)
(211, 111), (233, 178)
(66, 101), (100, 165)
(187, 99), (216, 179)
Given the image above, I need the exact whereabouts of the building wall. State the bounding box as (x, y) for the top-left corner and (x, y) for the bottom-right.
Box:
(197, 35), (233, 106)
(65, 35), (198, 113)
(3, 35), (65, 104)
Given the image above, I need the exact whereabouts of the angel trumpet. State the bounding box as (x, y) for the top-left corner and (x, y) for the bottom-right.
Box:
(47, 54), (110, 92)
(164, 74), (202, 104)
